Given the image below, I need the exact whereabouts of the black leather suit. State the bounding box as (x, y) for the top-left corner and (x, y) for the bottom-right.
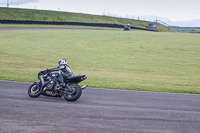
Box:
(38, 64), (73, 85)
(49, 64), (73, 83)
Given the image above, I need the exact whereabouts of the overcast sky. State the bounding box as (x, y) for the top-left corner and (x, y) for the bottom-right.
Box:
(1, 0), (200, 22)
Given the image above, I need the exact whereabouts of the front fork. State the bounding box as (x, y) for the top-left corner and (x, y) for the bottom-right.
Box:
(35, 81), (41, 89)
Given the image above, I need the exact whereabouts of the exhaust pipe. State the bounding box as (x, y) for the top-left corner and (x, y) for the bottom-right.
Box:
(81, 85), (88, 90)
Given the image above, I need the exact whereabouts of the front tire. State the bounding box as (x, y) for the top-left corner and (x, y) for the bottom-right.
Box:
(28, 82), (43, 98)
(62, 84), (82, 102)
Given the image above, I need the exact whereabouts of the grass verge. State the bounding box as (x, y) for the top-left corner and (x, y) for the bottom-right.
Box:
(0, 28), (199, 94)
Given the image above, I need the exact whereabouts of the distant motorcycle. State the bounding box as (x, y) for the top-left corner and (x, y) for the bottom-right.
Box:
(28, 69), (87, 101)
(124, 25), (131, 31)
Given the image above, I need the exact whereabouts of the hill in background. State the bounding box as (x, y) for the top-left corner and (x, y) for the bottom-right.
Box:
(0, 7), (172, 32)
(169, 26), (200, 33)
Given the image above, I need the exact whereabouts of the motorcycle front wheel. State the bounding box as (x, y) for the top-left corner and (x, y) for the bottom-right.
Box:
(62, 84), (82, 102)
(28, 82), (43, 98)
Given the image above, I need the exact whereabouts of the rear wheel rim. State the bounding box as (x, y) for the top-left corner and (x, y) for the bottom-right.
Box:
(70, 87), (76, 94)
(65, 86), (77, 97)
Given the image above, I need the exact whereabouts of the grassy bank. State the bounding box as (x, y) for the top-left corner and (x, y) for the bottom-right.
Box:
(0, 7), (172, 32)
(0, 29), (199, 94)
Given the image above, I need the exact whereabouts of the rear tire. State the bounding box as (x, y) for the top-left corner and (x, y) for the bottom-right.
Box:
(28, 83), (43, 98)
(63, 84), (82, 102)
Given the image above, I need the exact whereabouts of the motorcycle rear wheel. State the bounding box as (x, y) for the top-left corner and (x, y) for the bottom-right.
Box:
(28, 82), (43, 98)
(62, 84), (82, 102)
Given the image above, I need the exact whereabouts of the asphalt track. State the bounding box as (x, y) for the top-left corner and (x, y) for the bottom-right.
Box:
(0, 27), (115, 31)
(0, 80), (200, 133)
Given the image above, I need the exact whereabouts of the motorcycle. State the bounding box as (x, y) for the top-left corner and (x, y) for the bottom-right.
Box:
(28, 69), (87, 101)
(124, 25), (131, 31)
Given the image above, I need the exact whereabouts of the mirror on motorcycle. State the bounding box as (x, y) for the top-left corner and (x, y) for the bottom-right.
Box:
(43, 68), (49, 75)
(45, 68), (49, 72)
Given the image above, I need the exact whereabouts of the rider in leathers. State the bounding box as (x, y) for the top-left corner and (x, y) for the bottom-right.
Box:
(38, 58), (73, 88)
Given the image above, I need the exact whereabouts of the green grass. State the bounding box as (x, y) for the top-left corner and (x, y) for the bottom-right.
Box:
(0, 7), (172, 32)
(0, 28), (199, 94)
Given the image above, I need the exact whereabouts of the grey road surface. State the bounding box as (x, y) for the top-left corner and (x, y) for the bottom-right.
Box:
(0, 80), (200, 133)
(0, 27), (114, 31)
